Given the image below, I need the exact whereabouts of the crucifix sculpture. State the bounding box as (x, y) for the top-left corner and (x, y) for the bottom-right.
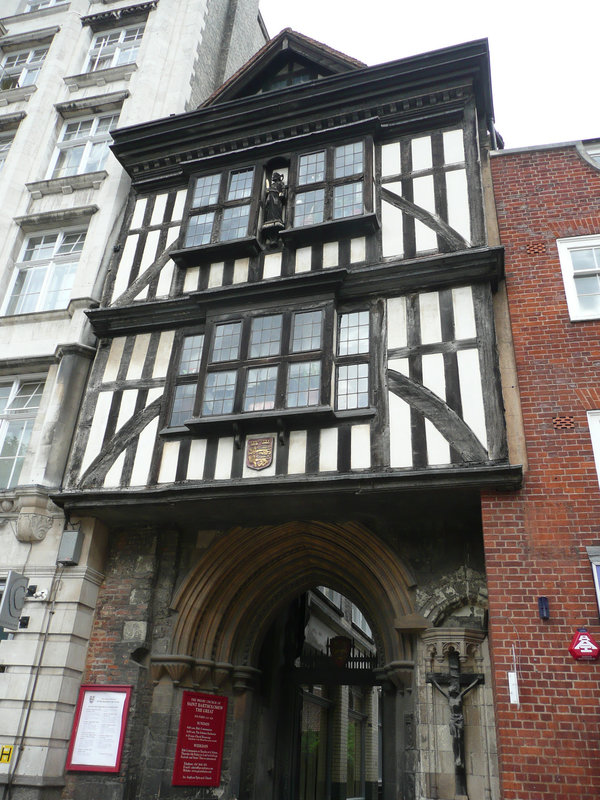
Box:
(427, 649), (484, 798)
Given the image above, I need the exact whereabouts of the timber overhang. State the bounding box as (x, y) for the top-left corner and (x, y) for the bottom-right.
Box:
(110, 39), (495, 191)
(86, 246), (504, 338)
(53, 463), (522, 532)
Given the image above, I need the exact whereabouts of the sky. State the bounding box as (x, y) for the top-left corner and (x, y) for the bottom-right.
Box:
(258, 0), (599, 150)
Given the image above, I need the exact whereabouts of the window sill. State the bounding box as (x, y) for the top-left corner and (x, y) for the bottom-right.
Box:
(171, 236), (261, 267)
(0, 85), (36, 107)
(64, 63), (137, 91)
(26, 170), (108, 198)
(162, 405), (376, 439)
(279, 212), (379, 248)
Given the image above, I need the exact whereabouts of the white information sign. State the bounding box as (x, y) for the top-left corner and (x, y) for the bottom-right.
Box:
(67, 686), (131, 771)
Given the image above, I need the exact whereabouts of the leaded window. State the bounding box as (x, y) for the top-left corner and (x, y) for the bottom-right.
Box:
(184, 167), (255, 247)
(336, 311), (370, 410)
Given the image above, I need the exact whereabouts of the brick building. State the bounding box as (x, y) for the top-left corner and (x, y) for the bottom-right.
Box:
(485, 141), (600, 798)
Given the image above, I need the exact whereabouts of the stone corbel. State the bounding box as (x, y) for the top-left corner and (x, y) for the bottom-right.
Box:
(10, 488), (63, 543)
(381, 660), (415, 690)
(149, 654), (195, 685)
(232, 666), (261, 694)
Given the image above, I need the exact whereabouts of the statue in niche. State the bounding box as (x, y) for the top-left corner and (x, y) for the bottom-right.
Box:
(262, 171), (287, 244)
(427, 650), (484, 798)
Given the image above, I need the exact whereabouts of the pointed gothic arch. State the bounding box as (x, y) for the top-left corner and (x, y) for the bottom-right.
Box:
(170, 520), (420, 674)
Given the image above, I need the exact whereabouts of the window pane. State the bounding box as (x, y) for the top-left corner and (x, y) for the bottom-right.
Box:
(203, 371), (236, 415)
(178, 335), (204, 375)
(7, 267), (45, 315)
(335, 142), (363, 178)
(44, 261), (77, 310)
(337, 363), (369, 410)
(292, 310), (323, 352)
(185, 212), (215, 246)
(227, 168), (254, 200)
(23, 234), (57, 261)
(287, 361), (321, 407)
(249, 315), (282, 357)
(298, 151), (325, 185)
(57, 232), (85, 255)
(220, 205), (250, 240)
(0, 419), (32, 489)
(295, 189), (324, 226)
(193, 174), (221, 206)
(8, 382), (43, 411)
(571, 247), (600, 271)
(244, 366), (278, 411)
(333, 182), (363, 219)
(170, 383), (196, 427)
(0, 385), (11, 413)
(211, 322), (241, 362)
(338, 311), (369, 355)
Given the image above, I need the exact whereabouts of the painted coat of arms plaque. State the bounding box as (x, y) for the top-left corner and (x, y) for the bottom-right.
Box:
(246, 437), (274, 470)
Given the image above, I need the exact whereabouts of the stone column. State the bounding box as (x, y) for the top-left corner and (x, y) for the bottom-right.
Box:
(330, 684), (348, 800)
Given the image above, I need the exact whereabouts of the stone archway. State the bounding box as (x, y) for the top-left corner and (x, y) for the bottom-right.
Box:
(167, 520), (422, 677)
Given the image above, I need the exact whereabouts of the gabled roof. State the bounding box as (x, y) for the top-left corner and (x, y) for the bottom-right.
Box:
(203, 28), (365, 106)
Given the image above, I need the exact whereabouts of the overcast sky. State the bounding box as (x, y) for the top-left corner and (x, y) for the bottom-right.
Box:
(258, 0), (599, 150)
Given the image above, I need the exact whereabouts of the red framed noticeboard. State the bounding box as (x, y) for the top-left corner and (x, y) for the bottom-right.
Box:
(66, 685), (132, 772)
(172, 691), (228, 786)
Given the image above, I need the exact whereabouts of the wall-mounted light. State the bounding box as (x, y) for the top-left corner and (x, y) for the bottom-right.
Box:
(538, 596), (550, 620)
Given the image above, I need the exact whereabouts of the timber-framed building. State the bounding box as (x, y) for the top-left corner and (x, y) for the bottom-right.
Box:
(54, 31), (522, 800)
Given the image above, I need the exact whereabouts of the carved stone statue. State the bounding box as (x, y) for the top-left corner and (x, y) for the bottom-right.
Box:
(262, 171), (287, 243)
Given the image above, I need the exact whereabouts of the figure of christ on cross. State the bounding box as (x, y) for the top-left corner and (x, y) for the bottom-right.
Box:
(426, 649), (484, 798)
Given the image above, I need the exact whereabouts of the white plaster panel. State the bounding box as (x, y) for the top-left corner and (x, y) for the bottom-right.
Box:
(156, 261), (174, 298)
(158, 440), (180, 484)
(421, 353), (446, 401)
(126, 334), (151, 380)
(130, 416), (159, 487)
(214, 437), (234, 479)
(351, 424), (371, 469)
(387, 296), (407, 350)
(411, 136), (432, 171)
(422, 353), (451, 466)
(446, 169), (471, 243)
(319, 428), (338, 472)
(103, 450), (126, 488)
(80, 390), (113, 476)
(381, 141), (401, 178)
(295, 247), (312, 273)
(413, 175), (438, 252)
(172, 189), (187, 222)
(419, 292), (442, 344)
(381, 179), (404, 258)
(134, 285), (149, 300)
(288, 430), (307, 474)
(151, 193), (168, 226)
(452, 286), (477, 340)
(208, 262), (224, 288)
(166, 226), (180, 247)
(186, 439), (207, 480)
(152, 330), (175, 378)
(457, 349), (488, 451)
(388, 390), (412, 468)
(350, 237), (366, 263)
(102, 337), (126, 383)
(131, 197), (147, 229)
(140, 229), (161, 273)
(183, 266), (200, 293)
(443, 129), (465, 165)
(110, 233), (139, 302)
(115, 389), (138, 434)
(242, 433), (277, 479)
(263, 252), (282, 279)
(322, 242), (338, 268)
(233, 257), (249, 284)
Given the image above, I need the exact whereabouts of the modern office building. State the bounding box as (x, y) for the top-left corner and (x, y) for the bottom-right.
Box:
(0, 1), (265, 797)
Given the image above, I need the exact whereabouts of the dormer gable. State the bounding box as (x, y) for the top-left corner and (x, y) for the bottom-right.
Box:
(202, 28), (365, 106)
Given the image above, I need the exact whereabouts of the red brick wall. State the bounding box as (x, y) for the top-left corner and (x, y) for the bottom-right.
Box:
(486, 146), (600, 798)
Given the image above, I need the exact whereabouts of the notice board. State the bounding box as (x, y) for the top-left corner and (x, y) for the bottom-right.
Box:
(66, 685), (132, 772)
(172, 691), (228, 786)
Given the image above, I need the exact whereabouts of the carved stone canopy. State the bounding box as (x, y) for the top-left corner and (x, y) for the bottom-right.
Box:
(421, 627), (486, 666)
(149, 655), (261, 695)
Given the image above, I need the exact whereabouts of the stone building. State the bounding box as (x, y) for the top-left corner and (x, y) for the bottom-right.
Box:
(0, 1), (266, 797)
(52, 31), (523, 800)
(485, 139), (600, 799)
